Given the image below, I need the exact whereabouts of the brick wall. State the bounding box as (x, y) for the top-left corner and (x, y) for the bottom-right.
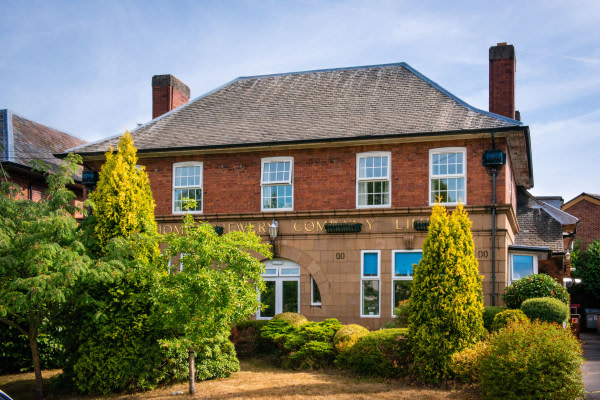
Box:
(112, 137), (514, 217)
(565, 198), (600, 249)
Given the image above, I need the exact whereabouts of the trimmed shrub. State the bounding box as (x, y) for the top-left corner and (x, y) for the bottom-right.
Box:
(450, 341), (488, 384)
(408, 204), (485, 382)
(479, 320), (584, 400)
(336, 328), (411, 377)
(158, 337), (239, 384)
(273, 312), (308, 327)
(491, 309), (528, 332)
(260, 316), (343, 370)
(232, 320), (270, 357)
(482, 306), (506, 332)
(333, 324), (369, 353)
(502, 273), (569, 309)
(521, 297), (570, 324)
(393, 299), (411, 328)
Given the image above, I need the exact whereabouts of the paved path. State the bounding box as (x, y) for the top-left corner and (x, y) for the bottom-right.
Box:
(582, 332), (600, 400)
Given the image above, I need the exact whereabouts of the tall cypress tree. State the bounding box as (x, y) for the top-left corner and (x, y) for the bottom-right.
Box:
(88, 131), (157, 253)
(408, 203), (484, 382)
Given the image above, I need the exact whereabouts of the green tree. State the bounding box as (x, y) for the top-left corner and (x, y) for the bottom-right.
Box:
(154, 214), (271, 392)
(570, 239), (600, 306)
(62, 133), (161, 394)
(88, 131), (158, 254)
(408, 203), (485, 383)
(0, 154), (110, 398)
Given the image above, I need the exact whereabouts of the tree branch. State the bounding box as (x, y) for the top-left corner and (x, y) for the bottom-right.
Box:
(0, 317), (28, 336)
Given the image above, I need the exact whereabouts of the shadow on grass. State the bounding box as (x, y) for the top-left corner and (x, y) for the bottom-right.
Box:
(0, 360), (478, 400)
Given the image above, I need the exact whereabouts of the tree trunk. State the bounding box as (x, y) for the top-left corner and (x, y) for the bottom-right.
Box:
(29, 335), (44, 399)
(189, 347), (196, 395)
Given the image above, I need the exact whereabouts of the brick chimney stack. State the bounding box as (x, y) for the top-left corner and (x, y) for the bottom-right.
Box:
(152, 74), (190, 119)
(489, 43), (516, 120)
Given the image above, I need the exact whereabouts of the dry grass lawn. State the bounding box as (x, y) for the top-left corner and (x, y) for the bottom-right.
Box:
(0, 360), (478, 400)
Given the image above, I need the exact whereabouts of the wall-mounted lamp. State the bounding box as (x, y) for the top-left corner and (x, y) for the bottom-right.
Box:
(563, 277), (581, 288)
(269, 220), (279, 257)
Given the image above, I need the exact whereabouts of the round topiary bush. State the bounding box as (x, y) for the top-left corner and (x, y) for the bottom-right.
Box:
(273, 312), (308, 327)
(333, 324), (369, 353)
(336, 328), (411, 377)
(491, 309), (529, 332)
(521, 297), (570, 324)
(478, 319), (584, 399)
(502, 274), (569, 309)
(482, 306), (506, 332)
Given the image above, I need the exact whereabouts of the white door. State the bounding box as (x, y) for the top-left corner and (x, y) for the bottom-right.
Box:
(257, 259), (300, 319)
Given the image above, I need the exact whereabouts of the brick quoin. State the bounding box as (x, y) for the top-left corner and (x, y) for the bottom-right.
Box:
(109, 137), (513, 217)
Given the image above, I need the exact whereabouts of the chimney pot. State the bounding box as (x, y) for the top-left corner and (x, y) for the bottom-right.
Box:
(152, 74), (190, 119)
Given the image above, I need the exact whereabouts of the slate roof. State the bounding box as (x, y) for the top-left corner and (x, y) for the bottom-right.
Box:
(514, 188), (579, 253)
(67, 63), (524, 155)
(1, 109), (86, 172)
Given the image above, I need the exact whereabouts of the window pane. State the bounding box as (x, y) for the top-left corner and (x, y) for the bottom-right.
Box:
(263, 268), (277, 276)
(363, 252), (378, 276)
(280, 267), (300, 276)
(282, 280), (299, 313)
(362, 280), (379, 315)
(259, 281), (276, 318)
(394, 252), (422, 277)
(393, 280), (412, 308)
(513, 255), (534, 280)
(312, 277), (321, 304)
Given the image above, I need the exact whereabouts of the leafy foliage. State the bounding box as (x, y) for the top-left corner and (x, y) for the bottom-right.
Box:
(0, 154), (110, 397)
(520, 297), (570, 324)
(336, 329), (411, 377)
(478, 320), (584, 400)
(502, 273), (569, 309)
(261, 314), (343, 369)
(392, 299), (411, 328)
(154, 215), (271, 355)
(87, 131), (158, 254)
(450, 340), (488, 384)
(408, 203), (485, 382)
(273, 312), (309, 327)
(482, 306), (506, 332)
(0, 324), (62, 374)
(333, 324), (369, 353)
(570, 240), (600, 306)
(490, 309), (528, 332)
(232, 320), (270, 357)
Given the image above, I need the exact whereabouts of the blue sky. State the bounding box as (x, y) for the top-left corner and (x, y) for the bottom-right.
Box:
(1, 0), (599, 201)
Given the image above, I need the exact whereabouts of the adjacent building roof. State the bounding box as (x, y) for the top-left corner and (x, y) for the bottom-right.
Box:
(66, 63), (524, 156)
(1, 109), (86, 173)
(563, 192), (600, 210)
(514, 188), (579, 253)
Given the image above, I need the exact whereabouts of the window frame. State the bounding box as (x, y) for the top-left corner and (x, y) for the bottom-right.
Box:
(356, 151), (392, 209)
(509, 252), (538, 284)
(256, 260), (301, 320)
(172, 161), (203, 215)
(310, 275), (322, 306)
(260, 157), (294, 212)
(428, 147), (467, 206)
(391, 249), (422, 317)
(360, 250), (381, 318)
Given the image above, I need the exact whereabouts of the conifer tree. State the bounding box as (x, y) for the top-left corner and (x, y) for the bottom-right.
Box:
(408, 203), (484, 382)
(88, 131), (157, 253)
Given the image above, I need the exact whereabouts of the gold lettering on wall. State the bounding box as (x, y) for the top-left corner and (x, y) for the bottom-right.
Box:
(305, 221), (315, 232)
(365, 219), (373, 231)
(293, 222), (302, 232)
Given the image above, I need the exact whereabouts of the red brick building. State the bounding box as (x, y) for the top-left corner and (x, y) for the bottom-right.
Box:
(563, 193), (600, 250)
(1, 109), (86, 200)
(66, 43), (573, 326)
